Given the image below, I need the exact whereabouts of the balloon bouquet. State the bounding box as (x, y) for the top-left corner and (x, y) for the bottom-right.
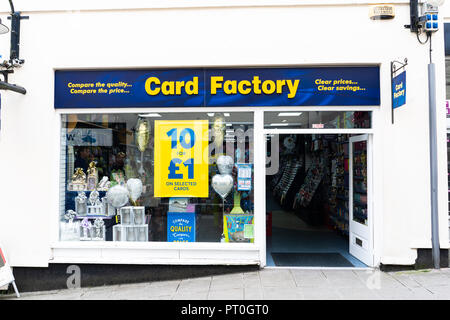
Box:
(106, 178), (143, 215)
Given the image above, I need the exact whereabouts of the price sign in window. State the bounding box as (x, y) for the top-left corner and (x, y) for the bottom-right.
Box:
(154, 120), (209, 198)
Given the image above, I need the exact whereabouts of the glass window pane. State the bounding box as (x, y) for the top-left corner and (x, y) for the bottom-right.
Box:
(264, 111), (371, 129)
(59, 112), (254, 243)
(352, 140), (368, 226)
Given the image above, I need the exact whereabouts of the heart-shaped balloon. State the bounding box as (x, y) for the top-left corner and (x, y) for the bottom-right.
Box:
(106, 185), (129, 208)
(217, 155), (234, 175)
(127, 178), (143, 203)
(212, 174), (233, 199)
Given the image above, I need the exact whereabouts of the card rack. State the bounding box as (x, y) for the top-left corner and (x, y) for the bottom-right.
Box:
(329, 135), (349, 235)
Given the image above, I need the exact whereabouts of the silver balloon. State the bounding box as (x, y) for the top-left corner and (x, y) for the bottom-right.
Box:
(106, 185), (129, 208)
(212, 174), (233, 199)
(216, 155), (234, 175)
(126, 178), (143, 203)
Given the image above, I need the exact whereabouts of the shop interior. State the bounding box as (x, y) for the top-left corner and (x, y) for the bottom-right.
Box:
(265, 131), (369, 268)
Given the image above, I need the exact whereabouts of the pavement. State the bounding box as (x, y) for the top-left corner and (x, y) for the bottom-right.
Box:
(1, 267), (450, 300)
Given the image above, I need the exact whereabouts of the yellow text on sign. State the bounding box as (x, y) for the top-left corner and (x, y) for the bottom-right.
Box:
(154, 120), (209, 198)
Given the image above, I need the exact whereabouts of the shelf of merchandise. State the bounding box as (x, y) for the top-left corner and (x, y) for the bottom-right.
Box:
(75, 215), (113, 220)
(330, 135), (349, 236)
(352, 141), (368, 226)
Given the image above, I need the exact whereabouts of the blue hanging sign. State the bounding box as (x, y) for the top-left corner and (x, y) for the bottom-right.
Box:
(54, 66), (380, 108)
(392, 71), (406, 109)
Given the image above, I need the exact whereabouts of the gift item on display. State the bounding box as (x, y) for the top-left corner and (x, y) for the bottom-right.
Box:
(212, 174), (233, 200)
(75, 191), (88, 216)
(132, 207), (145, 225)
(92, 218), (106, 241)
(111, 170), (126, 187)
(113, 206), (148, 241)
(80, 218), (92, 241)
(168, 198), (188, 213)
(216, 155), (234, 175)
(212, 116), (226, 147)
(113, 224), (149, 242)
(223, 214), (254, 243)
(126, 178), (143, 206)
(86, 161), (99, 191)
(236, 163), (252, 191)
(106, 185), (129, 209)
(230, 192), (245, 214)
(101, 196), (116, 216)
(60, 210), (80, 241)
(69, 168), (87, 191)
(97, 176), (110, 191)
(135, 118), (150, 176)
(87, 189), (104, 215)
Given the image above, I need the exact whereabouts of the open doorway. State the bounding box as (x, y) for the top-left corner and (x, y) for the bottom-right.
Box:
(265, 133), (371, 267)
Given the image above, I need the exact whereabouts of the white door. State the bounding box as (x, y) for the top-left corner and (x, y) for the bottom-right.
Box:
(349, 134), (374, 266)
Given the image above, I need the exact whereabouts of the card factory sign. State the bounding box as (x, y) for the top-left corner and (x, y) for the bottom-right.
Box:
(392, 71), (406, 109)
(54, 66), (380, 108)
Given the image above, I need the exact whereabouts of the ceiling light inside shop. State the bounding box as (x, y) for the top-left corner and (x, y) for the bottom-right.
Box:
(278, 112), (302, 117)
(207, 113), (215, 117)
(223, 113), (230, 117)
(269, 122), (302, 126)
(138, 113), (162, 117)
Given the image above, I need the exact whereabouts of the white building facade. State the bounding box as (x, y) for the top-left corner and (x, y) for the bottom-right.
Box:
(0, 0), (448, 270)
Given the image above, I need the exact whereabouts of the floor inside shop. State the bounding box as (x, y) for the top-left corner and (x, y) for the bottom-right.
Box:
(265, 134), (367, 268)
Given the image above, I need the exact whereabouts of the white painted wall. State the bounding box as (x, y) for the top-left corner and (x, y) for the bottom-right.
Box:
(0, 1), (448, 267)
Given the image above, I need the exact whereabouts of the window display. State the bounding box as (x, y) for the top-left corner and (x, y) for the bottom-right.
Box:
(59, 112), (254, 243)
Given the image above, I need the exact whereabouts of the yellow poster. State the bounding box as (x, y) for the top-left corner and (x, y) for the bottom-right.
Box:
(154, 120), (209, 198)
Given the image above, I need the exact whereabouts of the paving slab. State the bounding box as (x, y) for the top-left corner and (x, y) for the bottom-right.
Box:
(336, 287), (379, 300)
(244, 287), (264, 300)
(208, 288), (244, 300)
(176, 278), (211, 294)
(321, 270), (367, 288)
(290, 270), (329, 288)
(262, 287), (303, 300)
(259, 269), (296, 288)
(301, 287), (342, 300)
(172, 291), (209, 300)
(210, 274), (245, 291)
(409, 271), (450, 288)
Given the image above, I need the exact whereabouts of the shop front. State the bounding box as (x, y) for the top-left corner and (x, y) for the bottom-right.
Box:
(0, 3), (449, 278)
(52, 66), (379, 267)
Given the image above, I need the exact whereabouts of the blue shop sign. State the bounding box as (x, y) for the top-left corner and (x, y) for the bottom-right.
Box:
(167, 212), (196, 242)
(54, 66), (380, 108)
(392, 71), (406, 109)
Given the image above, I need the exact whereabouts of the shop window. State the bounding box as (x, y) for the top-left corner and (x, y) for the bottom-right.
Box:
(264, 111), (372, 129)
(59, 112), (255, 244)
